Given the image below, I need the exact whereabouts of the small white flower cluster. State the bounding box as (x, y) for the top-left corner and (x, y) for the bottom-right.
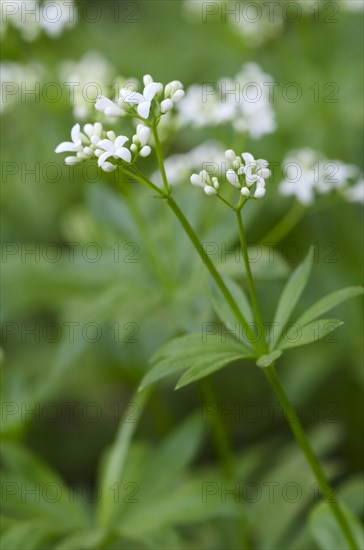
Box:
(279, 149), (363, 205)
(190, 150), (271, 199)
(177, 63), (276, 139)
(55, 121), (152, 171)
(96, 74), (185, 121)
(225, 150), (271, 199)
(1, 0), (77, 42)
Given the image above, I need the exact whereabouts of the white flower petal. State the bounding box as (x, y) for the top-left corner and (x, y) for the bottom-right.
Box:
(101, 161), (117, 172)
(242, 152), (255, 164)
(123, 90), (144, 104)
(143, 82), (162, 101)
(190, 173), (203, 187)
(137, 101), (152, 119)
(172, 89), (185, 102)
(65, 156), (81, 165)
(259, 168), (271, 179)
(98, 151), (112, 166)
(204, 185), (218, 196)
(140, 145), (152, 157)
(115, 147), (132, 163)
(226, 169), (240, 187)
(241, 187), (250, 197)
(71, 123), (81, 143)
(137, 126), (151, 146)
(114, 135), (129, 149)
(161, 98), (173, 113)
(254, 188), (266, 199)
(97, 139), (115, 153)
(55, 141), (78, 153)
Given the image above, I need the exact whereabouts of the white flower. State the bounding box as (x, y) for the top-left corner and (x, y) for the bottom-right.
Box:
(190, 170), (219, 196)
(225, 151), (270, 199)
(55, 122), (104, 165)
(95, 134), (131, 170)
(121, 75), (162, 119)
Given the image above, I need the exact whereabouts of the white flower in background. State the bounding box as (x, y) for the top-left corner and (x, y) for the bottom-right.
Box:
(1, 0), (77, 42)
(341, 0), (364, 11)
(279, 149), (363, 205)
(225, 150), (271, 198)
(94, 132), (132, 171)
(58, 52), (116, 120)
(343, 179), (364, 203)
(55, 122), (104, 165)
(294, 0), (364, 13)
(182, 0), (283, 47)
(0, 61), (44, 113)
(39, 0), (78, 37)
(190, 170), (220, 196)
(152, 141), (225, 187)
(177, 63), (276, 139)
(131, 124), (152, 157)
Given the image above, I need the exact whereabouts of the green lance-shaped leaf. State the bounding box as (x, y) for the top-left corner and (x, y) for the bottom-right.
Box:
(139, 334), (252, 391)
(270, 246), (314, 349)
(296, 286), (363, 327)
(278, 319), (343, 350)
(96, 389), (150, 530)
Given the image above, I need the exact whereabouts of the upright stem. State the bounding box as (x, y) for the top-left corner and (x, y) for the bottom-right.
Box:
(264, 365), (358, 550)
(152, 124), (170, 195)
(236, 211), (267, 354)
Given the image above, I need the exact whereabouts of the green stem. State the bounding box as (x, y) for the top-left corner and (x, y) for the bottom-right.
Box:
(264, 365), (359, 550)
(152, 124), (170, 195)
(259, 201), (306, 245)
(236, 210), (266, 354)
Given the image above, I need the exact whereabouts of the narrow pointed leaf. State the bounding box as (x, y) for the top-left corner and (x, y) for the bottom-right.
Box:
(175, 351), (251, 389)
(278, 319), (343, 350)
(296, 286), (363, 327)
(271, 247), (314, 349)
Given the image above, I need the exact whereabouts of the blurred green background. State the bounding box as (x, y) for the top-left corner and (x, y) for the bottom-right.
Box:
(1, 1), (363, 548)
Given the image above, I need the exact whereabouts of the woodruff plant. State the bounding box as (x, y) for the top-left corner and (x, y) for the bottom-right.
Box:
(56, 73), (362, 549)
